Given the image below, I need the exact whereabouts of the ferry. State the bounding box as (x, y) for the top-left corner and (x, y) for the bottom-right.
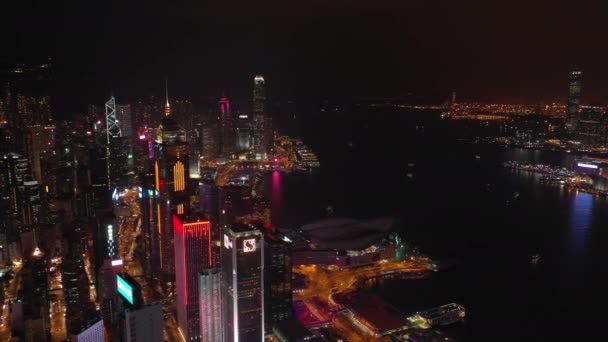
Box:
(296, 145), (320, 168)
(416, 303), (465, 327)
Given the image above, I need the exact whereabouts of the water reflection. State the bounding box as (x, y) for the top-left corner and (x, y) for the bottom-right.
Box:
(567, 191), (593, 261)
(270, 171), (283, 225)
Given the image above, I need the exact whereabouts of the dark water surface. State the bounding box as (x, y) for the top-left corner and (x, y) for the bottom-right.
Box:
(262, 109), (607, 341)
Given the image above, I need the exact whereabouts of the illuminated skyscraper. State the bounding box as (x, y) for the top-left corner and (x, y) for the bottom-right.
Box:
(173, 215), (212, 341)
(221, 224), (265, 342)
(154, 93), (190, 281)
(253, 75), (267, 158)
(199, 268), (222, 342)
(567, 69), (582, 133)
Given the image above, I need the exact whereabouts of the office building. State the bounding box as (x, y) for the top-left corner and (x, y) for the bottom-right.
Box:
(567, 69), (582, 133)
(219, 94), (236, 155)
(139, 173), (161, 279)
(199, 269), (222, 342)
(116, 104), (133, 139)
(70, 319), (105, 342)
(264, 229), (293, 329)
(199, 179), (219, 225)
(25, 124), (55, 185)
(154, 95), (190, 281)
(253, 75), (267, 158)
(578, 105), (606, 147)
(218, 186), (252, 227)
(201, 123), (220, 159)
(115, 273), (163, 342)
(174, 215), (212, 341)
(98, 258), (124, 326)
(122, 302), (163, 342)
(221, 224), (265, 342)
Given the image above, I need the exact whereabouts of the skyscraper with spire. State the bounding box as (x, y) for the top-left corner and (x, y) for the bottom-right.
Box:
(154, 80), (190, 283)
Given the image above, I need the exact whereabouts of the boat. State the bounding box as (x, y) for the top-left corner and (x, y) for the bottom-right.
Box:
(416, 303), (466, 327)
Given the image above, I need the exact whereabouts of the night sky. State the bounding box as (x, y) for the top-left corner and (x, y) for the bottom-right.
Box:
(3, 1), (608, 116)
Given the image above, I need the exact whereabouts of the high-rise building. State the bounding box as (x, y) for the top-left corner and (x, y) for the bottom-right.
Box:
(199, 268), (222, 342)
(154, 97), (190, 281)
(116, 104), (133, 139)
(0, 152), (40, 226)
(218, 186), (253, 227)
(578, 105), (606, 147)
(173, 215), (212, 341)
(139, 173), (161, 280)
(115, 272), (163, 342)
(108, 136), (130, 190)
(567, 69), (582, 133)
(201, 123), (220, 159)
(98, 258), (124, 327)
(236, 111), (253, 152)
(219, 94), (236, 155)
(221, 224), (265, 342)
(122, 302), (163, 342)
(253, 75), (267, 158)
(25, 124), (55, 185)
(69, 319), (105, 342)
(199, 179), (219, 224)
(264, 229), (293, 330)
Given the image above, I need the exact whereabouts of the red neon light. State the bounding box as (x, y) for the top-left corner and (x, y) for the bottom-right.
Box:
(173, 216), (212, 307)
(173, 215), (187, 306)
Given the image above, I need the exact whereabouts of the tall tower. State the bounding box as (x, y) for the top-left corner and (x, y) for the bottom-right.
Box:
(105, 96), (121, 144)
(567, 69), (582, 133)
(221, 224), (264, 342)
(154, 98), (190, 282)
(173, 215), (212, 341)
(253, 75), (267, 158)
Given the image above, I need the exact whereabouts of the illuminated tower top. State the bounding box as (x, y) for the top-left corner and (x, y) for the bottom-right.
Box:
(164, 79), (171, 117)
(219, 91), (230, 116)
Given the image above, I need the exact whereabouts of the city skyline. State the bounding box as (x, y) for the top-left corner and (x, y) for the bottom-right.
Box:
(4, 2), (608, 117)
(2, 2), (608, 341)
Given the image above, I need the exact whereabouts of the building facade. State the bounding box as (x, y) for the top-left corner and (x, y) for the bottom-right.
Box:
(221, 224), (265, 342)
(174, 215), (212, 341)
(199, 268), (223, 342)
(567, 69), (582, 133)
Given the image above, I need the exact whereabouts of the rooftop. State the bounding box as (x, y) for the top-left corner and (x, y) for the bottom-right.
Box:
(301, 217), (396, 250)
